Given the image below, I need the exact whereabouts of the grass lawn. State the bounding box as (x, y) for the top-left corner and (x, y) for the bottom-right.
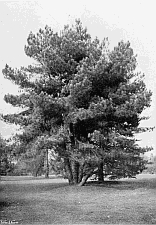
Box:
(0, 174), (156, 224)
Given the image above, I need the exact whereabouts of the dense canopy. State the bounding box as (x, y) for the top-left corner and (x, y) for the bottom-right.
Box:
(1, 20), (153, 185)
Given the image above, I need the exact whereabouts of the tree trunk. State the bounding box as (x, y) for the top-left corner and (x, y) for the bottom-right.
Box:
(78, 165), (94, 186)
(98, 162), (104, 183)
(33, 171), (38, 177)
(45, 149), (49, 178)
(78, 174), (91, 186)
(64, 158), (73, 185)
(72, 161), (79, 184)
(78, 164), (84, 183)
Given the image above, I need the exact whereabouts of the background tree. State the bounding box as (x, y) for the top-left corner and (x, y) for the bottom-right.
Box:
(1, 19), (153, 185)
(0, 135), (14, 176)
(144, 154), (156, 174)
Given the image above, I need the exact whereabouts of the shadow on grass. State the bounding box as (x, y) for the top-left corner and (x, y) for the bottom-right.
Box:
(0, 175), (64, 181)
(1, 183), (70, 196)
(0, 201), (12, 215)
(0, 201), (10, 208)
(1, 176), (156, 192)
(31, 182), (69, 191)
(86, 179), (156, 190)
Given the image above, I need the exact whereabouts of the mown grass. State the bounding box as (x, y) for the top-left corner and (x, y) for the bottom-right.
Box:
(0, 174), (156, 224)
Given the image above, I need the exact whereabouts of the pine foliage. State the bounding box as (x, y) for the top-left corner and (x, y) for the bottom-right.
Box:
(1, 19), (153, 184)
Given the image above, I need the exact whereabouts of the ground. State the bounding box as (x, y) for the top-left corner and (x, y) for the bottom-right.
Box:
(0, 174), (156, 224)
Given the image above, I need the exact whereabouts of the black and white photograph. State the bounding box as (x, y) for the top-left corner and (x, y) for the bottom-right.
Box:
(0, 0), (156, 224)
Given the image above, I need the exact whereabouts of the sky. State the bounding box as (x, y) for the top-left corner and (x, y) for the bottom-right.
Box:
(0, 0), (156, 154)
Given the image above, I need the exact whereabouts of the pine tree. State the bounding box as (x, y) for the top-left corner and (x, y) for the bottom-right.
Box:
(1, 19), (153, 185)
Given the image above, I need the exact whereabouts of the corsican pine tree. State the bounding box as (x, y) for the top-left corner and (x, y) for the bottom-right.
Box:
(1, 20), (153, 185)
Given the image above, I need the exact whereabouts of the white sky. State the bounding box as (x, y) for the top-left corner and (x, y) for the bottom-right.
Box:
(0, 0), (156, 154)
